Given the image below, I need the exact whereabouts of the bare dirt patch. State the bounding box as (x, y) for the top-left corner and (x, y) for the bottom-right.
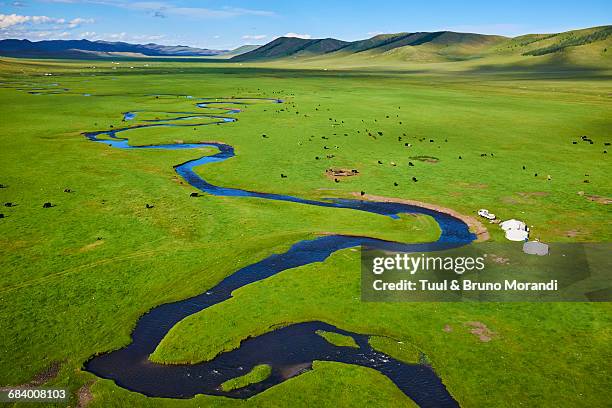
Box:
(465, 321), (497, 342)
(487, 254), (510, 265)
(443, 324), (453, 333)
(77, 381), (95, 408)
(578, 191), (611, 204)
(0, 361), (61, 391)
(29, 361), (62, 386)
(351, 193), (490, 242)
(325, 168), (359, 180)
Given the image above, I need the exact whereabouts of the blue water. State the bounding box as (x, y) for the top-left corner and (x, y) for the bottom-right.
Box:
(123, 112), (136, 121)
(83, 97), (473, 406)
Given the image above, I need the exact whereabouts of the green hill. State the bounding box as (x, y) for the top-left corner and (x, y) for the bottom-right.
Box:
(231, 37), (349, 61)
(323, 31), (508, 63)
(500, 26), (612, 56)
(230, 26), (612, 70)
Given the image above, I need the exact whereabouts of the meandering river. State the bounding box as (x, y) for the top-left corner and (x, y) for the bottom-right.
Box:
(83, 97), (474, 407)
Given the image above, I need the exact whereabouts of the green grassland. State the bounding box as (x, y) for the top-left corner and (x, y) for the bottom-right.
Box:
(0, 51), (610, 408)
(221, 364), (272, 392)
(315, 330), (359, 348)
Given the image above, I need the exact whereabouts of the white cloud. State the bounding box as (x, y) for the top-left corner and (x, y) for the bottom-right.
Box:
(68, 17), (95, 28)
(0, 13), (94, 29)
(0, 14), (32, 29)
(242, 34), (266, 40)
(283, 32), (311, 39)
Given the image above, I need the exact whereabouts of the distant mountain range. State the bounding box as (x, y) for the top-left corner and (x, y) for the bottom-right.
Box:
(1, 25), (610, 65)
(0, 39), (230, 58)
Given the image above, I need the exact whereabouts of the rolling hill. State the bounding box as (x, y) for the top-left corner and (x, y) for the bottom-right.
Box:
(230, 26), (612, 68)
(498, 25), (612, 56)
(231, 37), (349, 61)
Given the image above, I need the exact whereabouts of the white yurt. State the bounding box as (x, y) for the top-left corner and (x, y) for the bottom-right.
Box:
(500, 219), (526, 231)
(505, 229), (529, 241)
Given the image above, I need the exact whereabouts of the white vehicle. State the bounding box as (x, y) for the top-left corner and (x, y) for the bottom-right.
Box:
(477, 209), (496, 220)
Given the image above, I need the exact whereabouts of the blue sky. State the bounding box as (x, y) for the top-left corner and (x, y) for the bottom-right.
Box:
(0, 0), (610, 49)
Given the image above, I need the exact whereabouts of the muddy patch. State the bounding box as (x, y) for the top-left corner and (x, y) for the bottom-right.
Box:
(279, 362), (312, 380)
(465, 321), (496, 342)
(409, 156), (439, 164)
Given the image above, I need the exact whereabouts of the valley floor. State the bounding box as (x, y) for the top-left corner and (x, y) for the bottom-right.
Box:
(0, 57), (610, 407)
